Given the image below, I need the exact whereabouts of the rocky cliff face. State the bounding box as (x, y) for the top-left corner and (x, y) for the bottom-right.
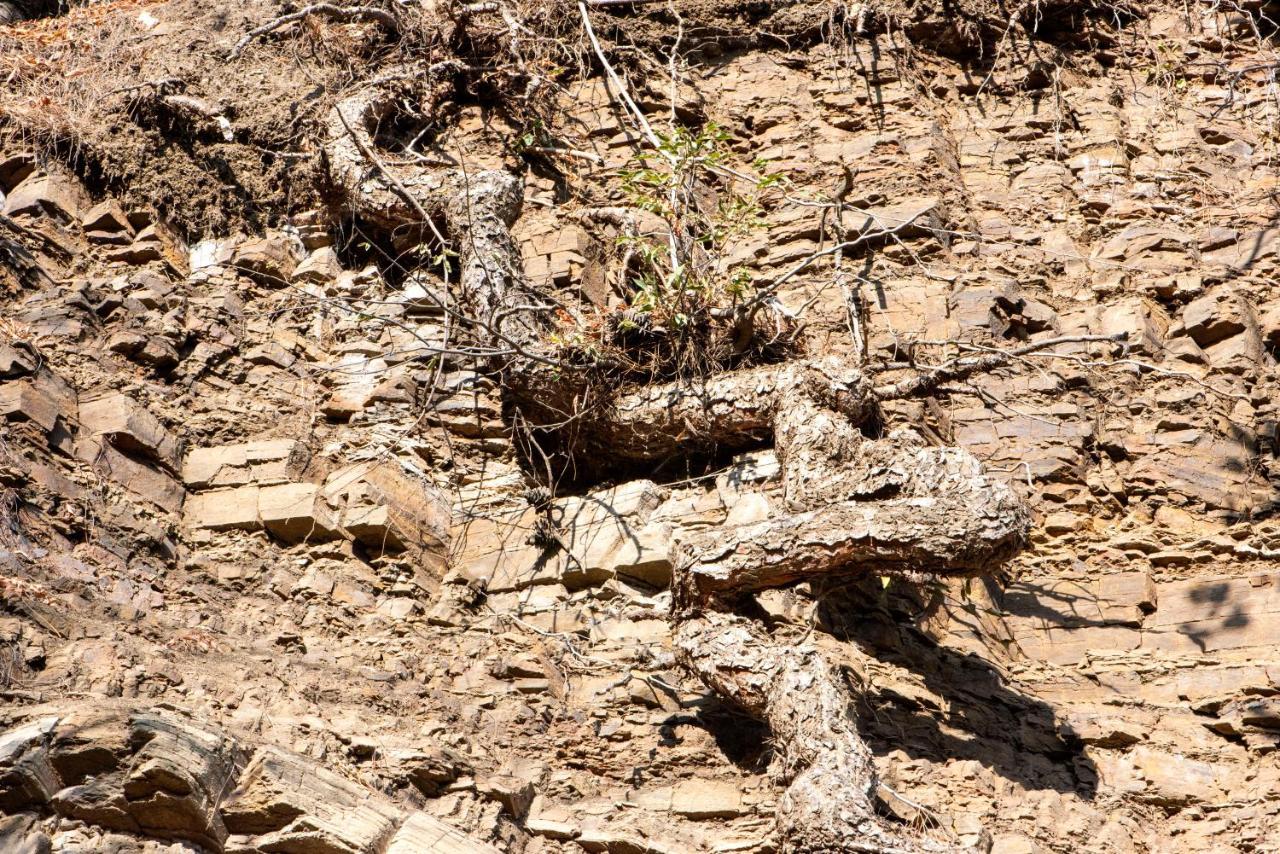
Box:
(3, 0), (1280, 852)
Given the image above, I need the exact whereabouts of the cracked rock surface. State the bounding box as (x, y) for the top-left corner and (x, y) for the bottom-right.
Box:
(4, 0), (1280, 851)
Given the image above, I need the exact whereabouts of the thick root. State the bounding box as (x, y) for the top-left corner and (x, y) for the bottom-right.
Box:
(669, 383), (1029, 850)
(323, 82), (553, 359)
(324, 75), (1029, 854)
(675, 613), (953, 854)
(324, 76), (453, 232)
(598, 357), (871, 463)
(673, 441), (1030, 609)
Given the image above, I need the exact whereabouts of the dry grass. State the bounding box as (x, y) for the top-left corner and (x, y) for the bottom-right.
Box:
(0, 0), (165, 150)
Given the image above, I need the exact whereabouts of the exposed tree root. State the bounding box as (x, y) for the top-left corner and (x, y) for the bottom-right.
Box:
(324, 78), (557, 358)
(598, 358), (870, 463)
(319, 54), (1032, 851)
(672, 445), (1029, 608)
(324, 77), (455, 234)
(675, 613), (954, 854)
(584, 335), (1121, 465)
(670, 378), (1030, 852)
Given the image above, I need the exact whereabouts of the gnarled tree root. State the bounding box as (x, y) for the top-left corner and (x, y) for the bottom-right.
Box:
(675, 612), (954, 854)
(323, 78), (553, 355)
(322, 69), (1031, 854)
(670, 384), (1031, 853)
(672, 444), (1030, 608)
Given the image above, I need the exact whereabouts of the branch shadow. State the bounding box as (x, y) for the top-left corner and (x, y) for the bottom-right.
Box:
(656, 703), (772, 776)
(815, 578), (1099, 799)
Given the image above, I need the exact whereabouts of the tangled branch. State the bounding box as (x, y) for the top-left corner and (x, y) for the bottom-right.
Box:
(229, 3), (398, 58)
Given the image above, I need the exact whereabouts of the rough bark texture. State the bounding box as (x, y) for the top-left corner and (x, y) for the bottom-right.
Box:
(675, 613), (949, 854)
(324, 55), (1028, 854)
(324, 81), (454, 234)
(323, 82), (598, 433)
(670, 381), (1031, 853)
(673, 451), (1029, 608)
(597, 358), (872, 463)
(325, 82), (550, 354)
(326, 97), (881, 468)
(445, 169), (547, 352)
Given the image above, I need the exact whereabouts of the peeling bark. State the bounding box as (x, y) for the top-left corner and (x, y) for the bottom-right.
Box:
(670, 380), (1030, 853)
(673, 446), (1028, 609)
(676, 613), (950, 854)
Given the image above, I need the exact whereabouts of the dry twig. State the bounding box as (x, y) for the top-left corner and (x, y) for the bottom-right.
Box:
(229, 3), (397, 59)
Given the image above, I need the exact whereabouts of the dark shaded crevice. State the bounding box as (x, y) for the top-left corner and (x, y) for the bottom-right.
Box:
(815, 577), (1098, 798)
(0, 0), (65, 25)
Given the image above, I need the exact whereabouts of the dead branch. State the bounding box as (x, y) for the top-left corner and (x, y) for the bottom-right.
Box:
(873, 334), (1126, 400)
(522, 145), (604, 164)
(229, 3), (398, 59)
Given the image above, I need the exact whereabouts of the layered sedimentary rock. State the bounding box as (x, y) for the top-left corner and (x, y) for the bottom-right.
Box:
(3, 1), (1280, 851)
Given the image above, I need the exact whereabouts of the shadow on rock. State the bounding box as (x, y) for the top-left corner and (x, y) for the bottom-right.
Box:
(817, 579), (1099, 799)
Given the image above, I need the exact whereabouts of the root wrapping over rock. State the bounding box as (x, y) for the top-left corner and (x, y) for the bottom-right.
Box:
(676, 613), (954, 854)
(669, 378), (1030, 853)
(321, 58), (1031, 853)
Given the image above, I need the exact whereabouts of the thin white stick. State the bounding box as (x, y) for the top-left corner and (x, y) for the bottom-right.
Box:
(577, 1), (668, 160)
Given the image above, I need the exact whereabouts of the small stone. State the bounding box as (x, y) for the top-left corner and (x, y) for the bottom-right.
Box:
(992, 835), (1048, 854)
(182, 439), (309, 489)
(671, 779), (745, 819)
(324, 462), (450, 563)
(477, 774), (535, 819)
(1181, 286), (1256, 347)
(1064, 712), (1145, 748)
(232, 233), (300, 284)
(291, 246), (342, 283)
(1042, 511), (1085, 536)
(257, 483), (341, 542)
(185, 486), (262, 532)
(82, 200), (134, 237)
